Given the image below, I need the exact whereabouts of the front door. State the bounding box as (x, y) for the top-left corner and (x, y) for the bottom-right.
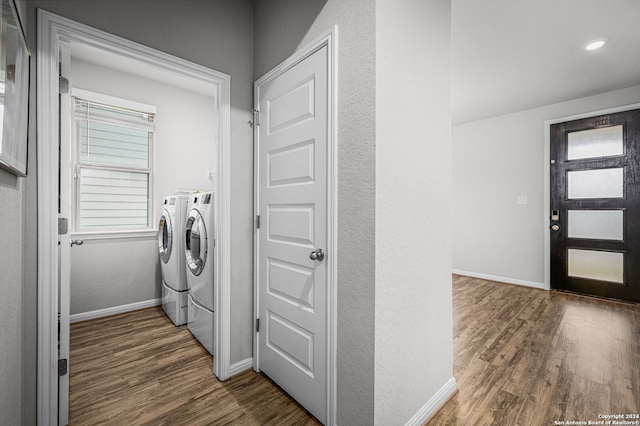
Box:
(256, 44), (330, 423)
(550, 108), (640, 303)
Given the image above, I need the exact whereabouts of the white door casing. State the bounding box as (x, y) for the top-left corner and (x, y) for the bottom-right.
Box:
(37, 11), (232, 425)
(254, 27), (337, 425)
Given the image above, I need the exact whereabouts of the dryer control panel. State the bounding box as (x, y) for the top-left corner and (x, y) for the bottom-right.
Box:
(193, 193), (212, 205)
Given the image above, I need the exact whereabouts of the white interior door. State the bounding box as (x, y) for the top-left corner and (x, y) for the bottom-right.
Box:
(256, 44), (329, 424)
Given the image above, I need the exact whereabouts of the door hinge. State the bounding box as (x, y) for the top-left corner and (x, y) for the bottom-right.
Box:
(59, 76), (69, 94)
(58, 217), (68, 235)
(256, 215), (260, 229)
(58, 358), (68, 377)
(256, 318), (260, 333)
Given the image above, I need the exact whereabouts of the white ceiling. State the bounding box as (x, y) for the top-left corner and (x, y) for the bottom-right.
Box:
(452, 0), (640, 124)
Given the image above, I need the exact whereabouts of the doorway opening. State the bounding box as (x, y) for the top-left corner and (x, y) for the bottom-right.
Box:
(37, 10), (231, 424)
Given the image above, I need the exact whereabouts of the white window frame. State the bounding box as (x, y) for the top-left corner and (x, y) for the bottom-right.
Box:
(71, 88), (157, 238)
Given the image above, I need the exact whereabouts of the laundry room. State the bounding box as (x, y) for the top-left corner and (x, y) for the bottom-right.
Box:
(63, 44), (218, 321)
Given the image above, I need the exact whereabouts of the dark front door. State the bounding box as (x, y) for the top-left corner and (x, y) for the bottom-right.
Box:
(550, 108), (640, 303)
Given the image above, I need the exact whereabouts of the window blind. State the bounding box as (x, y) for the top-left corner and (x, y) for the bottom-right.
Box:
(74, 97), (155, 231)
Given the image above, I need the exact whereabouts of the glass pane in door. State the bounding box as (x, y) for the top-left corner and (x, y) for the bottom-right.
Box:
(567, 125), (623, 160)
(567, 210), (624, 240)
(567, 168), (623, 199)
(567, 249), (624, 283)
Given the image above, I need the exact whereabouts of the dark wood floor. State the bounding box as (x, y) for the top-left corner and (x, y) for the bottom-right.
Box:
(427, 275), (640, 425)
(69, 307), (320, 425)
(70, 276), (640, 425)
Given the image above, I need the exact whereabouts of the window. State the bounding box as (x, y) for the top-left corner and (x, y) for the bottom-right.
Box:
(72, 93), (155, 232)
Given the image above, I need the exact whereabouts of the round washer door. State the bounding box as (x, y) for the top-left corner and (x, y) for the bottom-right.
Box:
(158, 210), (173, 264)
(185, 209), (208, 276)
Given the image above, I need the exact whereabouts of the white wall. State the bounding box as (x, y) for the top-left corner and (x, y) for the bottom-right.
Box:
(452, 85), (640, 286)
(375, 0), (453, 423)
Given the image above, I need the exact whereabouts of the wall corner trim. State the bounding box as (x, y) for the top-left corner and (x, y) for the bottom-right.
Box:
(405, 377), (457, 426)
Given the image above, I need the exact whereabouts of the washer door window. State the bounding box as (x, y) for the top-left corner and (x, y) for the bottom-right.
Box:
(185, 209), (208, 276)
(158, 210), (172, 264)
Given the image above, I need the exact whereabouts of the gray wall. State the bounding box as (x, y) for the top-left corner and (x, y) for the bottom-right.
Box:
(452, 85), (640, 287)
(255, 1), (377, 424)
(0, 1), (37, 424)
(0, 172), (25, 424)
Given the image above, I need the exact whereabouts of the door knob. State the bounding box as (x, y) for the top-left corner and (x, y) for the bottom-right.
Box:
(309, 248), (324, 261)
(71, 239), (84, 247)
(550, 224), (560, 232)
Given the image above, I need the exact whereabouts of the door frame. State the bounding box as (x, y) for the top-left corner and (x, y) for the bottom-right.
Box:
(543, 101), (640, 291)
(253, 26), (338, 425)
(36, 10), (232, 424)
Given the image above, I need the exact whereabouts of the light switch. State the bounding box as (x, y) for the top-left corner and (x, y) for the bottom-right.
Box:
(516, 196), (528, 205)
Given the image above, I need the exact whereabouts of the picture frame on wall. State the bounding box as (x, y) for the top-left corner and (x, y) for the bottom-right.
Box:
(0, 0), (30, 177)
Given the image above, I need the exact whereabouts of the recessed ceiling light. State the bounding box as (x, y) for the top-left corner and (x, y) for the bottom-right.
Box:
(583, 38), (610, 51)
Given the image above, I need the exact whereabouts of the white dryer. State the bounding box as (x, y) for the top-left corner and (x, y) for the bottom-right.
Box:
(184, 192), (215, 355)
(158, 195), (190, 326)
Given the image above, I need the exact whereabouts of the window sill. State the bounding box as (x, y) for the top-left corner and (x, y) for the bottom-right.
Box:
(70, 229), (158, 241)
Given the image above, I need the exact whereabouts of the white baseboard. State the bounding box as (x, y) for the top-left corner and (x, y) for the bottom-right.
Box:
(70, 298), (162, 323)
(229, 357), (253, 377)
(453, 269), (546, 290)
(405, 377), (457, 426)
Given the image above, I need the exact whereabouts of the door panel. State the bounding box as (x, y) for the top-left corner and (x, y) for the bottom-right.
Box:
(268, 204), (315, 245)
(267, 258), (315, 309)
(550, 109), (640, 303)
(566, 167), (624, 199)
(566, 209), (624, 240)
(567, 249), (624, 283)
(257, 45), (328, 424)
(268, 139), (316, 186)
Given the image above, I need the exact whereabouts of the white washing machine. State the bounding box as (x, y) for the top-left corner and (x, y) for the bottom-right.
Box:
(184, 192), (215, 354)
(158, 195), (190, 326)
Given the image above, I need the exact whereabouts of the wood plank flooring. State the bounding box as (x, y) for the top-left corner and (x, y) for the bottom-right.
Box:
(70, 276), (640, 425)
(69, 307), (320, 425)
(427, 275), (640, 425)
